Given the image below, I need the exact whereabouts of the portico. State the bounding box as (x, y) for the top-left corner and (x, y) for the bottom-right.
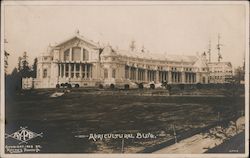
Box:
(58, 63), (93, 79)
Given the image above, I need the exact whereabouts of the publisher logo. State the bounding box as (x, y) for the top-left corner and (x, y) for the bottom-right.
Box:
(5, 127), (43, 144)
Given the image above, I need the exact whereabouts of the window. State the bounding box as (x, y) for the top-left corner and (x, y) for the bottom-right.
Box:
(104, 69), (108, 79)
(43, 69), (47, 78)
(83, 49), (89, 61)
(202, 77), (206, 83)
(64, 49), (70, 61)
(112, 69), (116, 78)
(72, 47), (81, 61)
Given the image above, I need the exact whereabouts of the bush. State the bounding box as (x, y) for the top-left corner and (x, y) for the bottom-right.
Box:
(196, 83), (202, 89)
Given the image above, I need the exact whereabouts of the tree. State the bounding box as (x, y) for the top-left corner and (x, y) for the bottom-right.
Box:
(17, 57), (22, 71)
(233, 66), (244, 84)
(31, 58), (38, 78)
(5, 67), (22, 95)
(19, 51), (31, 77)
(4, 51), (10, 74)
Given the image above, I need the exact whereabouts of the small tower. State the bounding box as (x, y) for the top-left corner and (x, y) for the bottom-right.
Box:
(129, 40), (136, 52)
(217, 34), (223, 62)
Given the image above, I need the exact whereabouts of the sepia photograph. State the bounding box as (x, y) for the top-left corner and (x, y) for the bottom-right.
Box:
(0, 1), (249, 158)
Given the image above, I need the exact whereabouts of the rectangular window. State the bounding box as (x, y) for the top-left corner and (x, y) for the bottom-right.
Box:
(64, 49), (70, 61)
(72, 47), (81, 61)
(43, 69), (47, 78)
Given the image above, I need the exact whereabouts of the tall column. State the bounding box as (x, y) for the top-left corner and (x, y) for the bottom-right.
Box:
(182, 72), (185, 83)
(73, 63), (76, 78)
(69, 64), (71, 78)
(128, 67), (131, 80)
(135, 68), (138, 81)
(168, 71), (172, 83)
(80, 64), (82, 78)
(145, 69), (148, 82)
(85, 64), (87, 79)
(59, 64), (61, 78)
(63, 64), (66, 78)
(90, 65), (92, 78)
(156, 71), (159, 83)
(61, 64), (63, 78)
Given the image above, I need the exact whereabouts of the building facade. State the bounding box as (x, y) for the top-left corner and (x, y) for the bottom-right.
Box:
(33, 33), (233, 89)
(207, 62), (233, 83)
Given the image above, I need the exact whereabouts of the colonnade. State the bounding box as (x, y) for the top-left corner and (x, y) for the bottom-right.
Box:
(58, 63), (92, 79)
(125, 65), (197, 84)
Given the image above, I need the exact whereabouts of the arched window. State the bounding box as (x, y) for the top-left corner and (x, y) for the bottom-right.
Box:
(83, 49), (89, 61)
(72, 47), (81, 61)
(112, 69), (116, 78)
(43, 69), (47, 78)
(104, 69), (108, 79)
(64, 49), (70, 61)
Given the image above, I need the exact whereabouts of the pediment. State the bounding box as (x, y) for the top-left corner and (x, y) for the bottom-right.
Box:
(193, 57), (207, 68)
(54, 35), (100, 50)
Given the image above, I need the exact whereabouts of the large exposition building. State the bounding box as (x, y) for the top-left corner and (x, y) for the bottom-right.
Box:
(32, 32), (233, 89)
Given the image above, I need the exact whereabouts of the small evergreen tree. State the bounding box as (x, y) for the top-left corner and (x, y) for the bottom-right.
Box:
(31, 58), (38, 78)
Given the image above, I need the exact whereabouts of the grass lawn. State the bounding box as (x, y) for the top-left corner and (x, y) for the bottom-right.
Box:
(5, 89), (245, 153)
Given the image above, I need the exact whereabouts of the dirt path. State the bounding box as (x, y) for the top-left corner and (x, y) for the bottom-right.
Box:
(154, 116), (245, 154)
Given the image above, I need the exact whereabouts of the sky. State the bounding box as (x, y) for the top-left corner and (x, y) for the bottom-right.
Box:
(3, 2), (247, 74)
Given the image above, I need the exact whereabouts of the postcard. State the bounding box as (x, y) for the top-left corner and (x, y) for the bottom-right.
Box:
(1, 1), (249, 158)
